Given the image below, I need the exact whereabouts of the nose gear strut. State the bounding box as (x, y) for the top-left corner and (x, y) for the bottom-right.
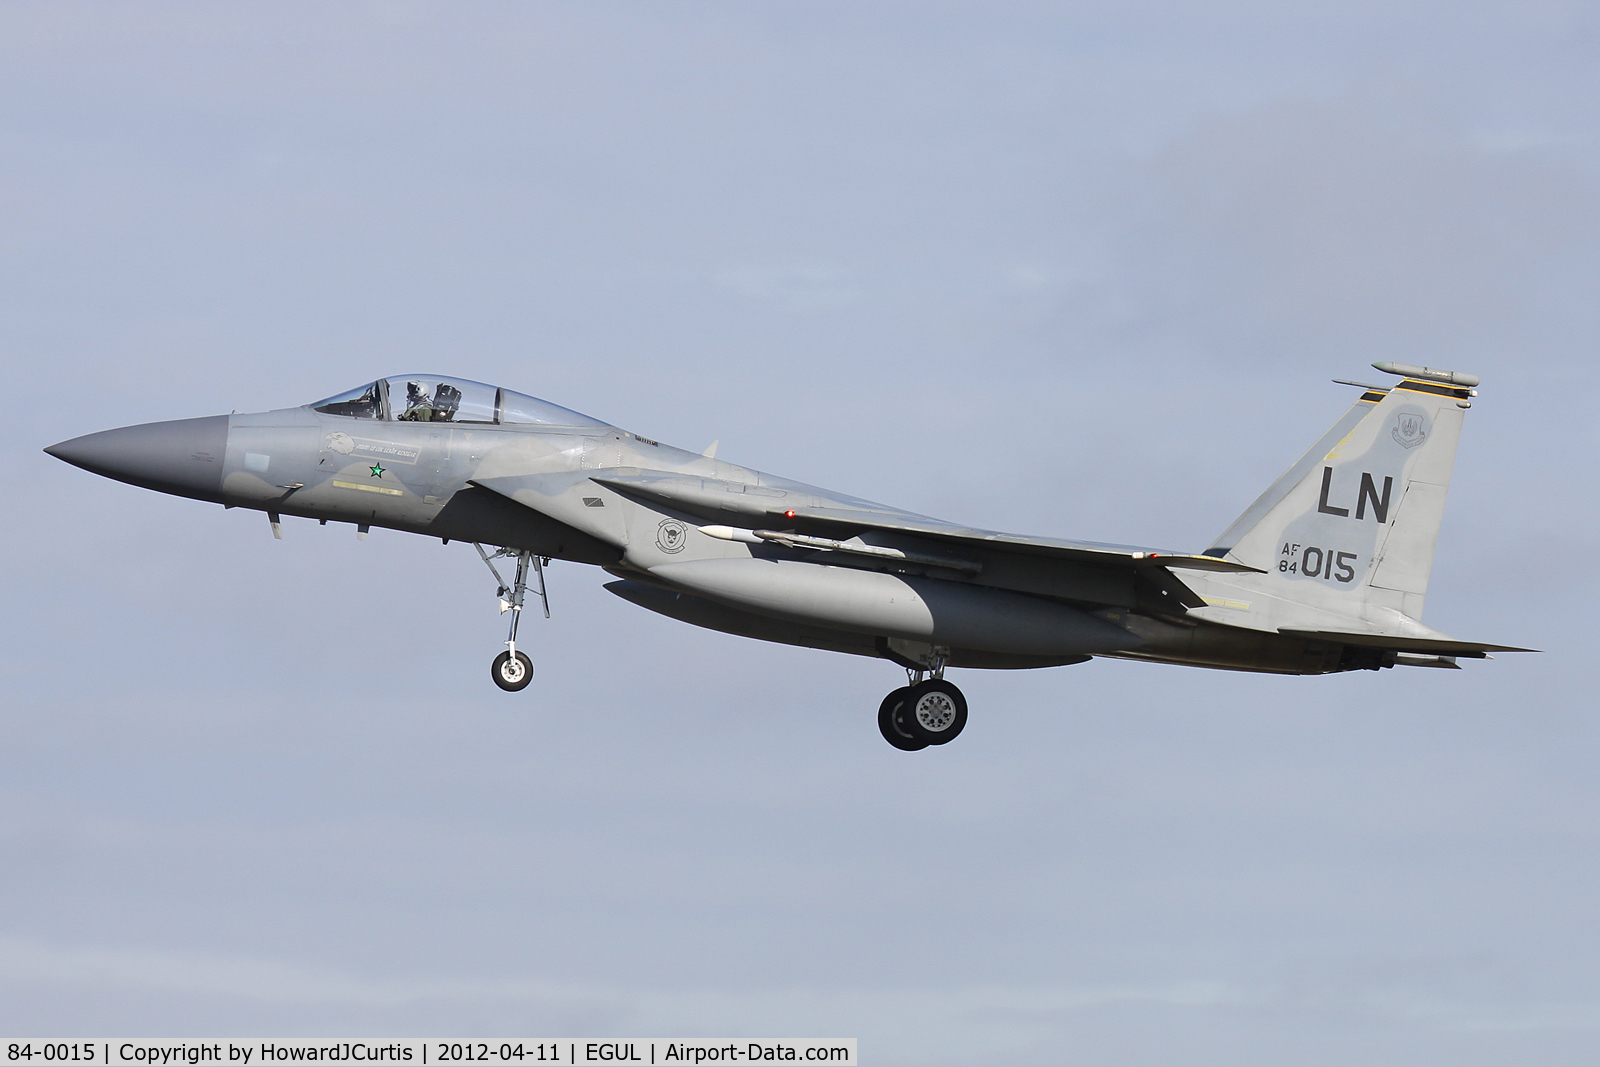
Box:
(474, 544), (549, 692)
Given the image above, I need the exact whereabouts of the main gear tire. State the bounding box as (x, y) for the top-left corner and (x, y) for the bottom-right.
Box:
(878, 687), (927, 751)
(491, 650), (534, 692)
(902, 679), (967, 745)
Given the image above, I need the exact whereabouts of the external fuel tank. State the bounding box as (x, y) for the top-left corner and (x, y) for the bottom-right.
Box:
(646, 557), (1140, 658)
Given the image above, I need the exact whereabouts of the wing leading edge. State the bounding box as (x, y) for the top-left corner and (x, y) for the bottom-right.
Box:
(589, 472), (1264, 575)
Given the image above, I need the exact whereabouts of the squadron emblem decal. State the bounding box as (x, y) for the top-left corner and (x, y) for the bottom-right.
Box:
(656, 519), (688, 554)
(325, 431), (355, 455)
(1392, 412), (1427, 449)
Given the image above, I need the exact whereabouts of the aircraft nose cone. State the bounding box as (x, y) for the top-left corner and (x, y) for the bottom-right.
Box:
(45, 414), (230, 502)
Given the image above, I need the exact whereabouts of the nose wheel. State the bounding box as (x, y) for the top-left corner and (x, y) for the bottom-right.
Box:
(492, 650), (535, 691)
(475, 544), (550, 693)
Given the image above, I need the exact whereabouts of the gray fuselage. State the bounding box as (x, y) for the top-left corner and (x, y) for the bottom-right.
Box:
(47, 398), (1389, 676)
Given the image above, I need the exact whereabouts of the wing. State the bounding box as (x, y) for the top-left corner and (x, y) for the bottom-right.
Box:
(589, 471), (1264, 576)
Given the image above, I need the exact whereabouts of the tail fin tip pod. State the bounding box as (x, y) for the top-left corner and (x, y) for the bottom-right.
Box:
(1371, 361), (1481, 388)
(1206, 366), (1479, 623)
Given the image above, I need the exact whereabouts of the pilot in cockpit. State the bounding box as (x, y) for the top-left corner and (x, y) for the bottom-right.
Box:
(314, 375), (605, 427)
(398, 380), (465, 423)
(401, 381), (434, 422)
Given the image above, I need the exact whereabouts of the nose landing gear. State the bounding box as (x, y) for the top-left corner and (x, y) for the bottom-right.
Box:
(492, 649), (534, 691)
(878, 656), (967, 750)
(475, 544), (549, 693)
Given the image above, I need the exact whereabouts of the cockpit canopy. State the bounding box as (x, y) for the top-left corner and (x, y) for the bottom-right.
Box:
(312, 376), (608, 428)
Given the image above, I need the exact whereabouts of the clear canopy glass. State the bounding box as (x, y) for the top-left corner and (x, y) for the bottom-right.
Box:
(311, 380), (386, 419)
(497, 388), (608, 427)
(312, 376), (607, 428)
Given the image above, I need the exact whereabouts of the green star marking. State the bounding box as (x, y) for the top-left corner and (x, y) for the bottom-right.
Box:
(369, 464), (386, 477)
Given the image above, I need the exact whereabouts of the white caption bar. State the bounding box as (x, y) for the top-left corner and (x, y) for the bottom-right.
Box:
(3, 1043), (856, 1067)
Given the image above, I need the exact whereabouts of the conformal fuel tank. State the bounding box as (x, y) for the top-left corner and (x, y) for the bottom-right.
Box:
(647, 557), (1141, 657)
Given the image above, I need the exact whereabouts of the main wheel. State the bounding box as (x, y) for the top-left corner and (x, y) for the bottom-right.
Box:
(901, 679), (967, 745)
(491, 650), (534, 691)
(877, 687), (927, 751)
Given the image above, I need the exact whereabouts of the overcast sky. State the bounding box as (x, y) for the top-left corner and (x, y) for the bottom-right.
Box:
(3, 3), (1598, 1064)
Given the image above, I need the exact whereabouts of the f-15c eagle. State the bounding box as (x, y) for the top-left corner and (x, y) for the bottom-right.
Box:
(46, 362), (1530, 750)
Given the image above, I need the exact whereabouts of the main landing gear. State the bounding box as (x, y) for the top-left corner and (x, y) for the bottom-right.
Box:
(475, 544), (549, 692)
(878, 661), (968, 751)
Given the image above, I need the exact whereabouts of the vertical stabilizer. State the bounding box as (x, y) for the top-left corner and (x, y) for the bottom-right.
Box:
(1207, 369), (1476, 622)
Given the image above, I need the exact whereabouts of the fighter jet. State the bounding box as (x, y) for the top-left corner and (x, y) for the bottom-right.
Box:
(45, 363), (1530, 750)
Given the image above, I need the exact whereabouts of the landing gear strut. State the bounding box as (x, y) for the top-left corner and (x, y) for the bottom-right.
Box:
(475, 544), (548, 692)
(878, 657), (967, 750)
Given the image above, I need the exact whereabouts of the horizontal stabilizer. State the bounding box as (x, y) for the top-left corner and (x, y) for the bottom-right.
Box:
(1278, 628), (1537, 657)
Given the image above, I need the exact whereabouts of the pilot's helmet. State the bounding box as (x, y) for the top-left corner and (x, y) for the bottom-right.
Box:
(407, 381), (428, 402)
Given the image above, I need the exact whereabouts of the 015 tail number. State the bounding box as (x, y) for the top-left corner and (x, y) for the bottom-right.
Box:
(1280, 543), (1357, 582)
